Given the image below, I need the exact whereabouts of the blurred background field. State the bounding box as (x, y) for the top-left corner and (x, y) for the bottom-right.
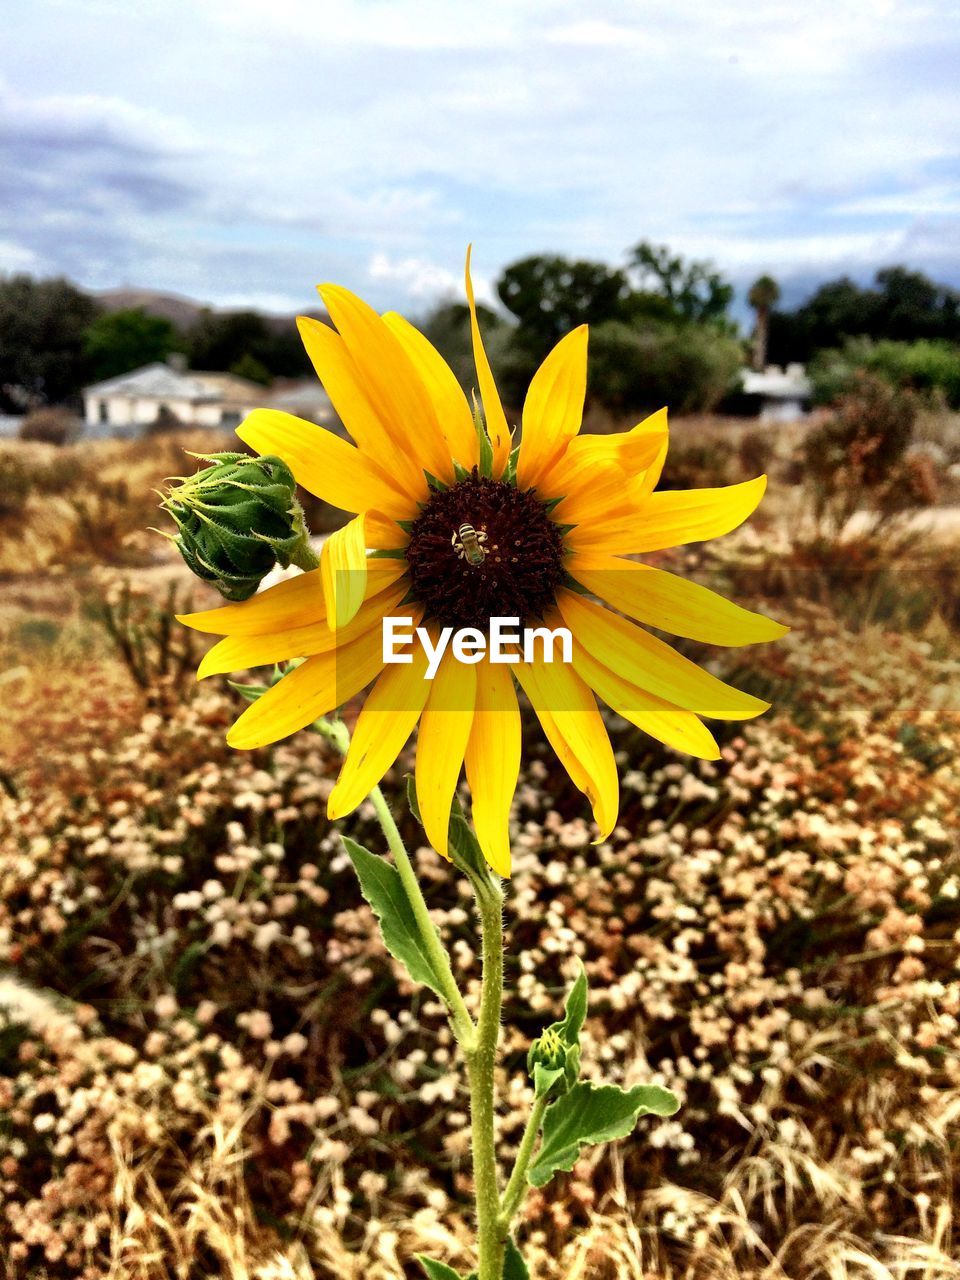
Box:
(1, 360), (960, 1277)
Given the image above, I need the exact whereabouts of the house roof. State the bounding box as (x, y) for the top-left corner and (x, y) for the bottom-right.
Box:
(191, 371), (267, 402)
(263, 379), (337, 425)
(83, 363), (217, 401)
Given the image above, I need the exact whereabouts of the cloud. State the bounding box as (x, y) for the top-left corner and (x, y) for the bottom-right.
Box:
(367, 251), (495, 305)
(0, 1), (958, 315)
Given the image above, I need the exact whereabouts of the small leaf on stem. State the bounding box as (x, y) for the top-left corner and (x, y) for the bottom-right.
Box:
(343, 837), (449, 998)
(527, 1081), (680, 1189)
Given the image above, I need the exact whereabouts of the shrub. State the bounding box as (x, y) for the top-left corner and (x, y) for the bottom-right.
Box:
(810, 337), (960, 408)
(18, 407), (80, 445)
(587, 320), (742, 415)
(800, 372), (928, 534)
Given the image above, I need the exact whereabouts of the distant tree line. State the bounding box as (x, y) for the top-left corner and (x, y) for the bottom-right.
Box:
(3, 252), (959, 417)
(0, 276), (312, 414)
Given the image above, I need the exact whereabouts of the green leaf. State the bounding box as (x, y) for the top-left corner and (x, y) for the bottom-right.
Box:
(417, 1259), (463, 1280)
(527, 1081), (680, 1189)
(503, 1240), (529, 1280)
(342, 837), (448, 998)
(559, 962), (587, 1046)
(462, 1239), (527, 1280)
(406, 778), (498, 892)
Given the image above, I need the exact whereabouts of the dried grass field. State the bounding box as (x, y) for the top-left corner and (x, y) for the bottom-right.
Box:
(0, 423), (958, 1280)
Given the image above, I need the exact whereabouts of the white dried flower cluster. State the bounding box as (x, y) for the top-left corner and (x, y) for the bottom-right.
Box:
(1, 582), (958, 1277)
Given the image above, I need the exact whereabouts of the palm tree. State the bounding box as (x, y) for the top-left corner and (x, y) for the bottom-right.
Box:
(748, 275), (781, 371)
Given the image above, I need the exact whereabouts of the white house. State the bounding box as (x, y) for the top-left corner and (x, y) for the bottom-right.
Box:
(82, 359), (337, 438)
(739, 363), (812, 423)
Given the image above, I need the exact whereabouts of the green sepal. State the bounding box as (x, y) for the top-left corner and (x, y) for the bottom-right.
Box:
(228, 680), (269, 705)
(453, 460), (472, 483)
(561, 571), (591, 595)
(527, 1081), (680, 1189)
(342, 837), (449, 999)
(424, 470), (448, 492)
(228, 665), (283, 703)
(472, 395), (495, 479)
(533, 1063), (565, 1099)
(502, 443), (521, 486)
(368, 547), (409, 559)
(397, 519), (416, 533)
(552, 523), (577, 537)
(540, 494), (565, 514)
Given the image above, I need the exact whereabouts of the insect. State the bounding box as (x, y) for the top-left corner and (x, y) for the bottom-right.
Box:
(451, 522), (488, 566)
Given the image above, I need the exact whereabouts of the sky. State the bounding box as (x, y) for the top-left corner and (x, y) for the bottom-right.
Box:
(2, 0), (960, 323)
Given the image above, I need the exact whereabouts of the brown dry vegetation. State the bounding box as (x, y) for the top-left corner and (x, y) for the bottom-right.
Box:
(0, 425), (958, 1280)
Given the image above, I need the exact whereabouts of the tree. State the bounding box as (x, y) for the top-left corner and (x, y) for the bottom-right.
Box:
(496, 256), (633, 356)
(83, 307), (180, 381)
(420, 301), (515, 401)
(186, 310), (310, 379)
(588, 320), (742, 415)
(747, 275), (781, 371)
(0, 275), (97, 410)
(768, 265), (960, 364)
(628, 241), (734, 327)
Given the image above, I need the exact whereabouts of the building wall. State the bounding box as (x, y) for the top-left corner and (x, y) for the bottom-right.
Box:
(83, 394), (257, 435)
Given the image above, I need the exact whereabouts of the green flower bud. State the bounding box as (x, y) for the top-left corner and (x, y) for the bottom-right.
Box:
(161, 452), (318, 601)
(527, 1024), (581, 1099)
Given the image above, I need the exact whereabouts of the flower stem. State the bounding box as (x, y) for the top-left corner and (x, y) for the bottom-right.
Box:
(499, 1094), (547, 1229)
(469, 875), (505, 1280)
(313, 717), (475, 1048)
(368, 782), (476, 1049)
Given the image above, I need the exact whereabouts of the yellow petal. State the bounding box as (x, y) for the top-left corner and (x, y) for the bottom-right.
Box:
(196, 581), (409, 680)
(178, 568), (327, 636)
(296, 315), (426, 500)
(516, 325), (588, 490)
(321, 513), (367, 630)
(225, 625), (386, 750)
(569, 552), (788, 646)
(236, 408), (412, 520)
(366, 511), (409, 552)
(568, 476), (767, 554)
(318, 285), (453, 483)
(464, 658), (520, 877)
(514, 653), (619, 840)
(382, 312), (479, 469)
(327, 639), (432, 819)
(557, 589), (770, 721)
(571, 641), (720, 759)
(544, 408), (668, 518)
(415, 649), (477, 859)
(465, 246), (511, 476)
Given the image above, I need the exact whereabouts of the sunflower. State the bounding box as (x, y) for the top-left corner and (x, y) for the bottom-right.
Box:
(178, 250), (785, 876)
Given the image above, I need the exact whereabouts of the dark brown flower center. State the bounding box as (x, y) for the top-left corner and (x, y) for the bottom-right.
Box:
(405, 471), (565, 630)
